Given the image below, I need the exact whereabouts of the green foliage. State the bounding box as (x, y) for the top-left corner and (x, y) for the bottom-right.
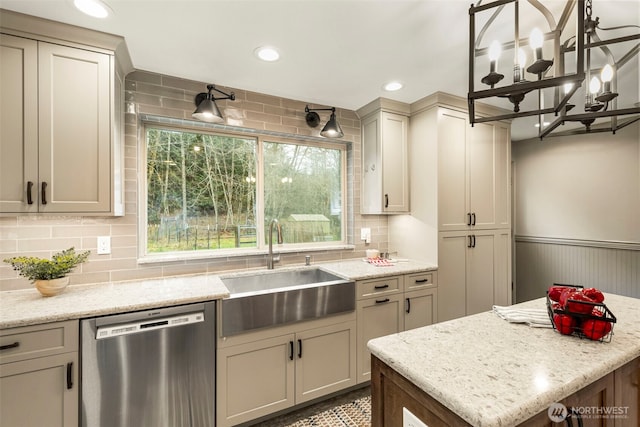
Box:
(4, 247), (90, 282)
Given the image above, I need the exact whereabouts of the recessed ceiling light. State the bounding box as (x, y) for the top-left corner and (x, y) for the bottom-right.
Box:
(74, 0), (111, 18)
(383, 81), (403, 91)
(254, 47), (280, 62)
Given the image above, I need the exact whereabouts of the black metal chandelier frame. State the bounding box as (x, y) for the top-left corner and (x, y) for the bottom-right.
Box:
(468, 0), (640, 139)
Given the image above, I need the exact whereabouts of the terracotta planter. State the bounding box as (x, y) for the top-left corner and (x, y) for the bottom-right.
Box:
(35, 276), (70, 297)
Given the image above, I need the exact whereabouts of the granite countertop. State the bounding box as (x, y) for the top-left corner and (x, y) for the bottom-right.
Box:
(320, 258), (437, 280)
(368, 293), (640, 427)
(0, 274), (229, 329)
(0, 258), (437, 329)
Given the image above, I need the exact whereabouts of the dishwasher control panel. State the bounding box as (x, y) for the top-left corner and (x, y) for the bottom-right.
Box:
(96, 311), (204, 339)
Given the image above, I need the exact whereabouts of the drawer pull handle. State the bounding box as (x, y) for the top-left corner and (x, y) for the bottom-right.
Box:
(289, 341), (294, 361)
(406, 298), (411, 314)
(374, 284), (389, 290)
(27, 181), (34, 205)
(385, 194), (389, 208)
(297, 339), (302, 359)
(414, 279), (429, 284)
(66, 362), (73, 389)
(471, 212), (476, 226)
(0, 342), (19, 351)
(375, 298), (390, 304)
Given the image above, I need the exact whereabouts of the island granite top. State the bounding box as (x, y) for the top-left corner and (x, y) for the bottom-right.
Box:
(368, 293), (640, 427)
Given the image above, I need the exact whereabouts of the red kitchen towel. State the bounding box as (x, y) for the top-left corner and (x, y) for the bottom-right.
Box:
(367, 258), (393, 267)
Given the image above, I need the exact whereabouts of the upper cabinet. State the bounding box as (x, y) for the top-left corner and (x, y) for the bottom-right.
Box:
(0, 10), (131, 215)
(437, 108), (510, 231)
(358, 98), (410, 214)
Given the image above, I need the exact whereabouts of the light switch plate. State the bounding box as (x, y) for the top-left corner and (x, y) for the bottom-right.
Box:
(97, 236), (111, 255)
(403, 407), (428, 427)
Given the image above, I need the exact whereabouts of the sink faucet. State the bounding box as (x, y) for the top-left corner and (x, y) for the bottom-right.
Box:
(267, 219), (283, 269)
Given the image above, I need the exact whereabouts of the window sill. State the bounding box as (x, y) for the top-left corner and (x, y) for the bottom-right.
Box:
(138, 244), (356, 265)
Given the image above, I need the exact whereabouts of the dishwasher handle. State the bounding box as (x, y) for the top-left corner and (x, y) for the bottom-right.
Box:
(96, 311), (205, 339)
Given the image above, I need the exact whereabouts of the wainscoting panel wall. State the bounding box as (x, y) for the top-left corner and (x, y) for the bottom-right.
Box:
(515, 236), (640, 303)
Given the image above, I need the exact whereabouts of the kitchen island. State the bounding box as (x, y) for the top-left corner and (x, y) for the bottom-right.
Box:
(368, 293), (640, 427)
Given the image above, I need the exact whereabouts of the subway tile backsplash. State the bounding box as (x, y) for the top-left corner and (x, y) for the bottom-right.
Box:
(0, 70), (388, 292)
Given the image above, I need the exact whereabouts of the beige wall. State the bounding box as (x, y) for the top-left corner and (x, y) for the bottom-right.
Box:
(0, 70), (389, 291)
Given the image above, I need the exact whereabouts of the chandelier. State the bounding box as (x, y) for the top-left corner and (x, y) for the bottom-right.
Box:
(468, 0), (639, 139)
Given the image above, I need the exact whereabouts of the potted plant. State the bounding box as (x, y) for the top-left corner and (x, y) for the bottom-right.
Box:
(4, 247), (90, 296)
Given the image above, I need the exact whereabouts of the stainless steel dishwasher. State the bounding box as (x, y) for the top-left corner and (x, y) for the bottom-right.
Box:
(80, 302), (215, 427)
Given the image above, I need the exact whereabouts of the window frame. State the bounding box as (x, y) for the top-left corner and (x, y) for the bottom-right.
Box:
(138, 121), (349, 262)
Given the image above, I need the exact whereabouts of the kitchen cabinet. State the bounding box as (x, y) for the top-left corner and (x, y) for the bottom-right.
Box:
(358, 98), (410, 214)
(357, 292), (403, 382)
(216, 314), (356, 427)
(0, 320), (78, 427)
(437, 107), (510, 231)
(614, 357), (640, 426)
(356, 271), (437, 383)
(0, 14), (126, 215)
(438, 229), (511, 322)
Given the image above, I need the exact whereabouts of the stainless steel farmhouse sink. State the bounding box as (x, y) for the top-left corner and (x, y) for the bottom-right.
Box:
(220, 268), (355, 337)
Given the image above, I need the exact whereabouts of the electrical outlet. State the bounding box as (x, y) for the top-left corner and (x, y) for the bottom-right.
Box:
(97, 236), (111, 255)
(360, 228), (371, 243)
(403, 407), (428, 427)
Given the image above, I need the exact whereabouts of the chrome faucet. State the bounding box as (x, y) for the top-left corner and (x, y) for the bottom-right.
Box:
(267, 219), (283, 269)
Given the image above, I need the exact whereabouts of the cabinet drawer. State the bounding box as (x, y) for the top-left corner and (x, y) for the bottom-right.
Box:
(0, 320), (78, 364)
(405, 272), (436, 291)
(357, 276), (401, 299)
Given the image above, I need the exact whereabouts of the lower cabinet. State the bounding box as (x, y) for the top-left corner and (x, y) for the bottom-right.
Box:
(356, 271), (437, 383)
(438, 229), (510, 322)
(217, 315), (356, 427)
(356, 293), (404, 382)
(0, 320), (78, 427)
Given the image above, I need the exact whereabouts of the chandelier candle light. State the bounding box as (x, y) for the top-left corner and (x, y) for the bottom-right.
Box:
(468, 0), (639, 139)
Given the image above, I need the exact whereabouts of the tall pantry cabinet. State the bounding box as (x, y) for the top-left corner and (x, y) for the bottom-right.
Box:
(389, 92), (512, 322)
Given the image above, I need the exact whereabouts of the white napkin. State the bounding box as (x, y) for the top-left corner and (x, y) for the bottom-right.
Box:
(492, 305), (553, 328)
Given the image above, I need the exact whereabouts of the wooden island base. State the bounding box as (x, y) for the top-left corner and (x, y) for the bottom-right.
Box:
(371, 355), (639, 427)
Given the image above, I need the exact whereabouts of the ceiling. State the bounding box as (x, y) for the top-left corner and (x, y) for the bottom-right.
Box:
(1, 0), (638, 141)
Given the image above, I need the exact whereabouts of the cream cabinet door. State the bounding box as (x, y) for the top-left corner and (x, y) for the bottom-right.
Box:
(361, 111), (409, 214)
(438, 108), (510, 231)
(404, 288), (437, 331)
(0, 352), (78, 427)
(439, 230), (511, 321)
(38, 42), (112, 213)
(614, 357), (639, 427)
(217, 334), (295, 427)
(295, 321), (357, 403)
(356, 293), (403, 382)
(0, 34), (38, 213)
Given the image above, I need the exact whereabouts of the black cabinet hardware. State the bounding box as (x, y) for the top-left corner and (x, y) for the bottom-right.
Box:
(467, 212), (472, 226)
(384, 194), (389, 208)
(66, 362), (73, 389)
(374, 284), (389, 290)
(289, 341), (294, 360)
(0, 342), (19, 351)
(414, 279), (428, 284)
(406, 298), (411, 313)
(41, 182), (47, 205)
(471, 212), (476, 226)
(297, 339), (302, 358)
(375, 298), (390, 304)
(27, 181), (33, 205)
(468, 235), (473, 248)
(472, 235), (476, 248)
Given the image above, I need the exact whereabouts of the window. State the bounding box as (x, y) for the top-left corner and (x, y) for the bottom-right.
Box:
(143, 126), (345, 257)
